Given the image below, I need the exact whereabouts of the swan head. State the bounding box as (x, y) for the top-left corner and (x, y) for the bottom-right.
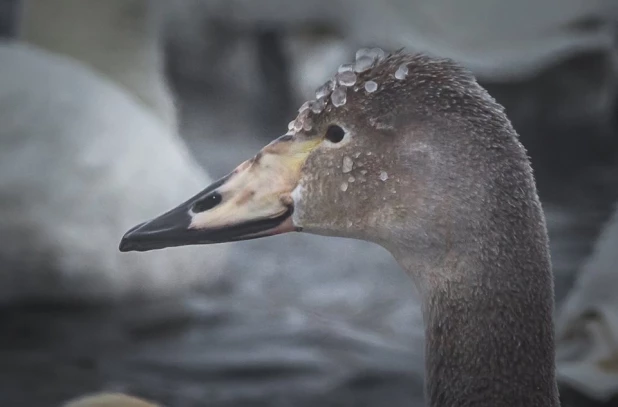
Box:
(120, 49), (524, 260)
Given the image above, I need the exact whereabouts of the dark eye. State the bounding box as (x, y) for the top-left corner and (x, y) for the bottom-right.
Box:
(193, 192), (222, 213)
(325, 125), (345, 143)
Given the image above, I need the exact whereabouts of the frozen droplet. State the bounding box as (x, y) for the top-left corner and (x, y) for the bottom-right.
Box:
(315, 79), (335, 99)
(288, 121), (295, 131)
(298, 101), (311, 113)
(369, 47), (386, 61)
(348, 176), (355, 183)
(379, 171), (389, 181)
(338, 63), (354, 73)
(303, 120), (312, 131)
(311, 98), (326, 114)
(395, 64), (409, 80)
(355, 48), (372, 60)
(342, 156), (353, 173)
(336, 71), (357, 87)
(365, 81), (378, 93)
(294, 120), (303, 132)
(354, 56), (375, 73)
(331, 87), (347, 107)
(340, 182), (349, 192)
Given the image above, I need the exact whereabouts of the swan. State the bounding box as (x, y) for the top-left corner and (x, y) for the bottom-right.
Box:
(121, 49), (560, 406)
(0, 0), (226, 303)
(555, 205), (618, 401)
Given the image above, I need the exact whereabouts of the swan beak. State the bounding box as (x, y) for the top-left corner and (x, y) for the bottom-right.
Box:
(119, 135), (319, 252)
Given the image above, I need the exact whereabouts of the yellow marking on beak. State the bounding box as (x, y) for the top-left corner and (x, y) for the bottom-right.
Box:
(188, 136), (321, 231)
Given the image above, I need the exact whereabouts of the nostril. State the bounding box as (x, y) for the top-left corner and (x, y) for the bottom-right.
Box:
(193, 192), (222, 213)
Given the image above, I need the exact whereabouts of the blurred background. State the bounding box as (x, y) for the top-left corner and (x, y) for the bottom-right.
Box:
(0, 0), (617, 406)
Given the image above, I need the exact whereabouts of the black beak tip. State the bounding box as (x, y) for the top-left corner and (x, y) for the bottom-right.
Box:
(118, 221), (147, 252)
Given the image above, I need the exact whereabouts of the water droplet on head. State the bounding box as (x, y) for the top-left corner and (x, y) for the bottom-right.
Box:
(288, 121), (295, 131)
(365, 81), (378, 93)
(342, 156), (353, 173)
(338, 63), (354, 73)
(311, 98), (326, 114)
(340, 182), (349, 192)
(354, 56), (375, 73)
(293, 120), (303, 132)
(303, 120), (312, 131)
(379, 171), (389, 181)
(315, 79), (335, 99)
(298, 101), (311, 113)
(331, 87), (347, 107)
(355, 48), (371, 60)
(336, 71), (357, 87)
(395, 64), (409, 80)
(369, 48), (386, 61)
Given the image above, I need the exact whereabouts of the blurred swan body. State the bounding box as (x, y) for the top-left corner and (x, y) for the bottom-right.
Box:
(0, 0), (226, 303)
(556, 206), (618, 401)
(21, 0), (177, 130)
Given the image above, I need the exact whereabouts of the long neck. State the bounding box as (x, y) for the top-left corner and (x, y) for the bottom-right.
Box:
(393, 225), (559, 406)
(19, 0), (176, 129)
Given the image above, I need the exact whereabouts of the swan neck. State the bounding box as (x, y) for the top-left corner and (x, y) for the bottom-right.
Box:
(19, 0), (176, 129)
(393, 243), (559, 407)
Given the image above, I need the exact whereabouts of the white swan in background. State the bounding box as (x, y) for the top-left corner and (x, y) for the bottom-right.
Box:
(20, 0), (177, 131)
(0, 0), (227, 303)
(555, 205), (618, 401)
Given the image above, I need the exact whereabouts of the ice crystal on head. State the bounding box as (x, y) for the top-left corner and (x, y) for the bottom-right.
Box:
(338, 63), (354, 73)
(315, 79), (335, 99)
(367, 48), (386, 62)
(355, 48), (371, 60)
(364, 81), (378, 93)
(331, 87), (347, 107)
(342, 156), (353, 173)
(336, 71), (357, 87)
(395, 63), (409, 80)
(354, 56), (375, 73)
(310, 98), (326, 114)
(298, 101), (311, 113)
